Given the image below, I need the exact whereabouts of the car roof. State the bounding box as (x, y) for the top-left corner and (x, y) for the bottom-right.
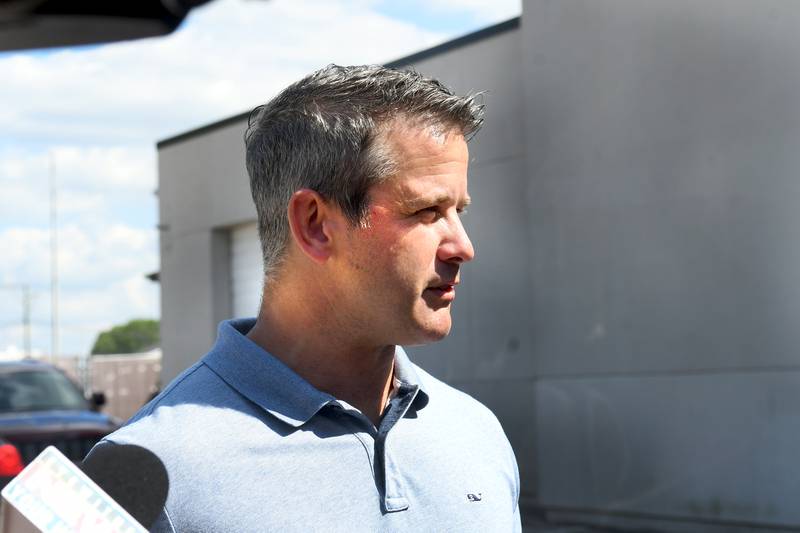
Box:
(0, 360), (61, 374)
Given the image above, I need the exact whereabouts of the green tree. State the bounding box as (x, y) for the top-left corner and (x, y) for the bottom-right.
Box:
(91, 319), (160, 355)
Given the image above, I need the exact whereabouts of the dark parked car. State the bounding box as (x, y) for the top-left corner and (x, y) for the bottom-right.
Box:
(0, 360), (118, 486)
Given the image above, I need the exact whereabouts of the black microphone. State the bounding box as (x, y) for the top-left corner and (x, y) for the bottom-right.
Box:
(81, 443), (170, 529)
(80, 443), (169, 529)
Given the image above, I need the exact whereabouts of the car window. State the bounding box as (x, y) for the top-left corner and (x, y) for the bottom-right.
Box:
(0, 370), (87, 412)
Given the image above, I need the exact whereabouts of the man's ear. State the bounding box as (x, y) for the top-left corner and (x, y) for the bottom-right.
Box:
(286, 189), (342, 264)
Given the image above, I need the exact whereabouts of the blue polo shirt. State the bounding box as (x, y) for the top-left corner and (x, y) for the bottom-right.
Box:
(93, 319), (521, 532)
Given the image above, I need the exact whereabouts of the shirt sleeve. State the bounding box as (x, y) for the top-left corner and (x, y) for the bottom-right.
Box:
(512, 501), (522, 533)
(149, 507), (177, 533)
(509, 428), (522, 532)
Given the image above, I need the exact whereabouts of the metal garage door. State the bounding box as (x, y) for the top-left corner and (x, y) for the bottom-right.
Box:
(230, 222), (263, 319)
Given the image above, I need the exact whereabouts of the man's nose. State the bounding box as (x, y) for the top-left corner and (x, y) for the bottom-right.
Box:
(438, 215), (475, 263)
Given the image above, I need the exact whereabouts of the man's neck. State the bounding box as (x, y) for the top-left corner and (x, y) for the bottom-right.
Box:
(246, 279), (395, 427)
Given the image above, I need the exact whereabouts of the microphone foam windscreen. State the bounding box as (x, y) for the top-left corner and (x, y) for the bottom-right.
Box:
(81, 443), (169, 529)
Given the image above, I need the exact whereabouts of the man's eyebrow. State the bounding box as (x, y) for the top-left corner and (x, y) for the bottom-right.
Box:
(402, 194), (471, 209)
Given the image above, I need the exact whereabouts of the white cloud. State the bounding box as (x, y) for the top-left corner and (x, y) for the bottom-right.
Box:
(0, 220), (157, 356)
(0, 343), (44, 361)
(0, 0), (449, 145)
(0, 226), (51, 283)
(0, 273), (159, 357)
(0, 219), (158, 355)
(0, 145), (155, 228)
(0, 180), (107, 225)
(0, 146), (155, 190)
(421, 0), (521, 22)
(49, 146), (156, 191)
(54, 275), (159, 355)
(0, 223), (157, 288)
(59, 275), (159, 331)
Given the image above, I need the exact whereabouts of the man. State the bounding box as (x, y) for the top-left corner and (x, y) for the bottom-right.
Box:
(89, 65), (520, 532)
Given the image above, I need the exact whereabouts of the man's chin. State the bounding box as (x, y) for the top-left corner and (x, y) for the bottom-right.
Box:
(402, 316), (452, 346)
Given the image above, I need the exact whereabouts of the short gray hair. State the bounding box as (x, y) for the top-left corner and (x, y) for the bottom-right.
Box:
(244, 64), (484, 281)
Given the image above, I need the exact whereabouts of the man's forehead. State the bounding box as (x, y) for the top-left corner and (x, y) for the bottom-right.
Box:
(395, 187), (471, 207)
(367, 118), (470, 206)
(381, 175), (471, 209)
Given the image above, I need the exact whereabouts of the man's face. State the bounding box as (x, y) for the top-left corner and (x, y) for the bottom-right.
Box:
(333, 124), (474, 347)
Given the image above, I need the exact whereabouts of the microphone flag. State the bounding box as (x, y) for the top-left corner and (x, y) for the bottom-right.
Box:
(1, 446), (147, 533)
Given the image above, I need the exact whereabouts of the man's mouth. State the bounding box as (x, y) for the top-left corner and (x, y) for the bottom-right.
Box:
(424, 281), (457, 301)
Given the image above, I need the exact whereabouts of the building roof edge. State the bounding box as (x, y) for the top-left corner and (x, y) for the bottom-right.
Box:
(386, 16), (520, 69)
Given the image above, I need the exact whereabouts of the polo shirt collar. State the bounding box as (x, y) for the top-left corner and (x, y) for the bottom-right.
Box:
(203, 319), (429, 427)
(393, 343), (430, 410)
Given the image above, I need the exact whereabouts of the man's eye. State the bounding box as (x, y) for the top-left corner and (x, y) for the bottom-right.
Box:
(415, 207), (442, 221)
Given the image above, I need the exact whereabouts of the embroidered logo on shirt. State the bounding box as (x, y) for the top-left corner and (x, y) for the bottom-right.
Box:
(467, 493), (482, 502)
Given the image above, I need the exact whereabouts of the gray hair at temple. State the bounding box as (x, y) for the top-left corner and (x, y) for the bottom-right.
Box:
(244, 63), (484, 282)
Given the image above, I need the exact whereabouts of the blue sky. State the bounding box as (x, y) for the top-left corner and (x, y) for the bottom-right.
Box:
(0, 0), (521, 358)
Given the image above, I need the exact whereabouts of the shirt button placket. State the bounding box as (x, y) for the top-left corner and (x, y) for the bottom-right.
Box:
(377, 385), (417, 513)
(381, 441), (409, 512)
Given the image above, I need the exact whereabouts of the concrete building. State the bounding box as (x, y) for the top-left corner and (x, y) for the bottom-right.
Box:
(156, 2), (800, 531)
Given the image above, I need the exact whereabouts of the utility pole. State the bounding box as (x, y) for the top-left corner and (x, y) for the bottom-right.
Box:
(49, 151), (59, 363)
(0, 284), (33, 357)
(21, 284), (31, 357)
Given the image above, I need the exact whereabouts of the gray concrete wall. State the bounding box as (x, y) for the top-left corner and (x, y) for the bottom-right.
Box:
(157, 120), (251, 379)
(522, 1), (800, 530)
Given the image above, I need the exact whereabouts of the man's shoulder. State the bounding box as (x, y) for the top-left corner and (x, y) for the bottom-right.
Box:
(126, 359), (217, 424)
(101, 357), (252, 452)
(407, 359), (520, 508)
(409, 360), (509, 439)
(410, 361), (487, 409)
